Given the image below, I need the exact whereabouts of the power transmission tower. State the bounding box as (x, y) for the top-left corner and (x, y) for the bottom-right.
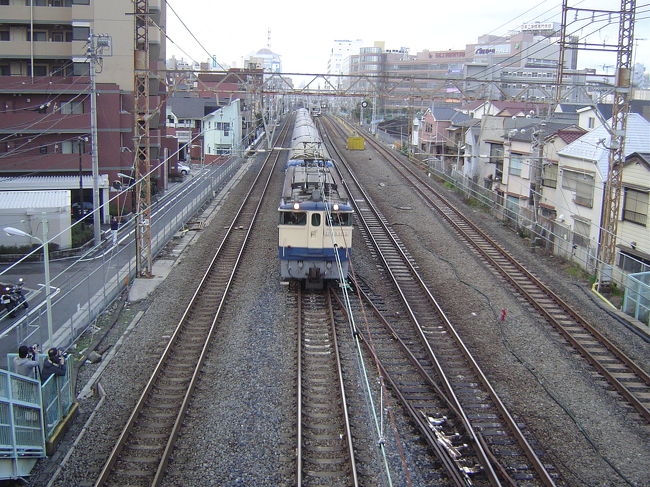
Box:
(555, 0), (636, 288)
(134, 0), (152, 277)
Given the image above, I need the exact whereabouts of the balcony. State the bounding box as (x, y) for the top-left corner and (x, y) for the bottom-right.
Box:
(0, 40), (73, 58)
(0, 110), (90, 133)
(0, 6), (73, 23)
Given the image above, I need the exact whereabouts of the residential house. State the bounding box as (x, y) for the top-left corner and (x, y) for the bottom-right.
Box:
(418, 105), (469, 172)
(202, 100), (242, 164)
(166, 94), (219, 163)
(617, 152), (650, 274)
(554, 113), (650, 271)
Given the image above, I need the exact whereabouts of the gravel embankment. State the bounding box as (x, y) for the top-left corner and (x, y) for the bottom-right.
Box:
(334, 131), (650, 487)
(24, 124), (650, 487)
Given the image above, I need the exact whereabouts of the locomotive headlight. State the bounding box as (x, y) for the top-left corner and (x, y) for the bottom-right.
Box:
(333, 204), (339, 211)
(293, 202), (300, 210)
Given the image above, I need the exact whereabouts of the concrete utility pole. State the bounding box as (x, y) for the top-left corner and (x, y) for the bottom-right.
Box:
(87, 32), (112, 245)
(530, 121), (546, 231)
(133, 0), (152, 277)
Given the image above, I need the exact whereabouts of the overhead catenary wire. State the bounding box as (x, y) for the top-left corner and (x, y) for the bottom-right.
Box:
(165, 0), (227, 71)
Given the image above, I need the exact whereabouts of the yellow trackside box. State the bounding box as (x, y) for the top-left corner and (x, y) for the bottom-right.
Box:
(346, 136), (365, 150)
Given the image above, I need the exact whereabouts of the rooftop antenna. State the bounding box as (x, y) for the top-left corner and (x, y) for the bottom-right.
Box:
(267, 28), (271, 49)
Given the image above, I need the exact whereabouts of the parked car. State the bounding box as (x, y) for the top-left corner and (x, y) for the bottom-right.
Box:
(72, 201), (94, 221)
(177, 162), (190, 175)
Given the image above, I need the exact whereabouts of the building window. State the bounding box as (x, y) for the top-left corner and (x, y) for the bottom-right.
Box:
(542, 163), (558, 188)
(588, 117), (595, 129)
(72, 0), (91, 4)
(72, 26), (90, 41)
(0, 0), (9, 5)
(39, 146), (48, 154)
(509, 153), (523, 177)
(622, 188), (648, 226)
(489, 143), (504, 181)
(562, 169), (594, 207)
(51, 32), (64, 42)
(61, 100), (84, 114)
(0, 31), (9, 41)
(27, 31), (47, 42)
(61, 140), (84, 154)
(73, 62), (89, 76)
(618, 251), (650, 273)
(33, 65), (48, 76)
(572, 219), (591, 248)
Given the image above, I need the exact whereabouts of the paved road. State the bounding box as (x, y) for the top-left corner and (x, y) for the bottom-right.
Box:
(0, 161), (237, 367)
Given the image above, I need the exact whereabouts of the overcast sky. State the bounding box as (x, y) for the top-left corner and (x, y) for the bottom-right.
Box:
(166, 0), (649, 77)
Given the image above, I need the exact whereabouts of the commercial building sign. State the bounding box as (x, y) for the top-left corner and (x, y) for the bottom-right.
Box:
(522, 22), (554, 31)
(435, 51), (465, 59)
(474, 44), (511, 56)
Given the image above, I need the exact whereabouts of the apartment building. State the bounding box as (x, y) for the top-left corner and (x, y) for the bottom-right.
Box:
(0, 0), (166, 218)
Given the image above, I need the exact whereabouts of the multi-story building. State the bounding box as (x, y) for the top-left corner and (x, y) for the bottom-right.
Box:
(166, 93), (219, 163)
(0, 0), (166, 220)
(342, 23), (586, 115)
(327, 39), (363, 89)
(202, 99), (242, 164)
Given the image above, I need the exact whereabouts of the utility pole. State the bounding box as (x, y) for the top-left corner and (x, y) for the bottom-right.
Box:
(134, 0), (152, 277)
(87, 32), (111, 245)
(530, 121), (546, 232)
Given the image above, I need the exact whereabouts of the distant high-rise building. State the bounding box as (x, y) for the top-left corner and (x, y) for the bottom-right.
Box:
(327, 39), (364, 82)
(245, 48), (281, 73)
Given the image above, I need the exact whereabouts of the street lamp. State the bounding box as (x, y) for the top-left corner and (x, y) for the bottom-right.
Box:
(4, 215), (54, 348)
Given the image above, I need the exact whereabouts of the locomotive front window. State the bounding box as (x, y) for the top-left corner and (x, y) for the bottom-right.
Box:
(311, 213), (321, 226)
(280, 212), (306, 225)
(326, 213), (353, 226)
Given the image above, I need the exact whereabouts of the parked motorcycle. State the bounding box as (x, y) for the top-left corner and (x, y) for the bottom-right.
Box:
(1, 278), (29, 318)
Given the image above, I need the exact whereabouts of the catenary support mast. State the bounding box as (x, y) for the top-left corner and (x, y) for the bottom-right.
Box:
(598, 0), (636, 288)
(134, 0), (152, 277)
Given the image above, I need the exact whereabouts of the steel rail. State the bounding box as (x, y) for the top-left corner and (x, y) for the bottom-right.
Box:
(351, 119), (650, 423)
(320, 118), (501, 484)
(330, 287), (485, 487)
(321, 116), (557, 486)
(296, 287), (358, 486)
(94, 120), (292, 487)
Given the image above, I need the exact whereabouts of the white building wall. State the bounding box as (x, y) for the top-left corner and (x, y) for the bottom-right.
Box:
(202, 100), (242, 156)
(618, 163), (650, 253)
(0, 191), (72, 250)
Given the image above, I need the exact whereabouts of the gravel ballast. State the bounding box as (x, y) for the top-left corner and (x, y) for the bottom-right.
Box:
(23, 124), (650, 487)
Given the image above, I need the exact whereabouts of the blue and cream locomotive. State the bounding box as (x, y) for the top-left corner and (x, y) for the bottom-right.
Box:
(278, 109), (353, 287)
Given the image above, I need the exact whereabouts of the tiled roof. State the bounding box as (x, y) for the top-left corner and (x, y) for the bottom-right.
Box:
(169, 96), (219, 119)
(558, 113), (650, 179)
(555, 128), (586, 144)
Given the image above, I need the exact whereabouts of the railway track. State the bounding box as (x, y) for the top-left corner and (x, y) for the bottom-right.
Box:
(337, 117), (650, 424)
(93, 121), (291, 487)
(320, 116), (560, 486)
(296, 285), (358, 486)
